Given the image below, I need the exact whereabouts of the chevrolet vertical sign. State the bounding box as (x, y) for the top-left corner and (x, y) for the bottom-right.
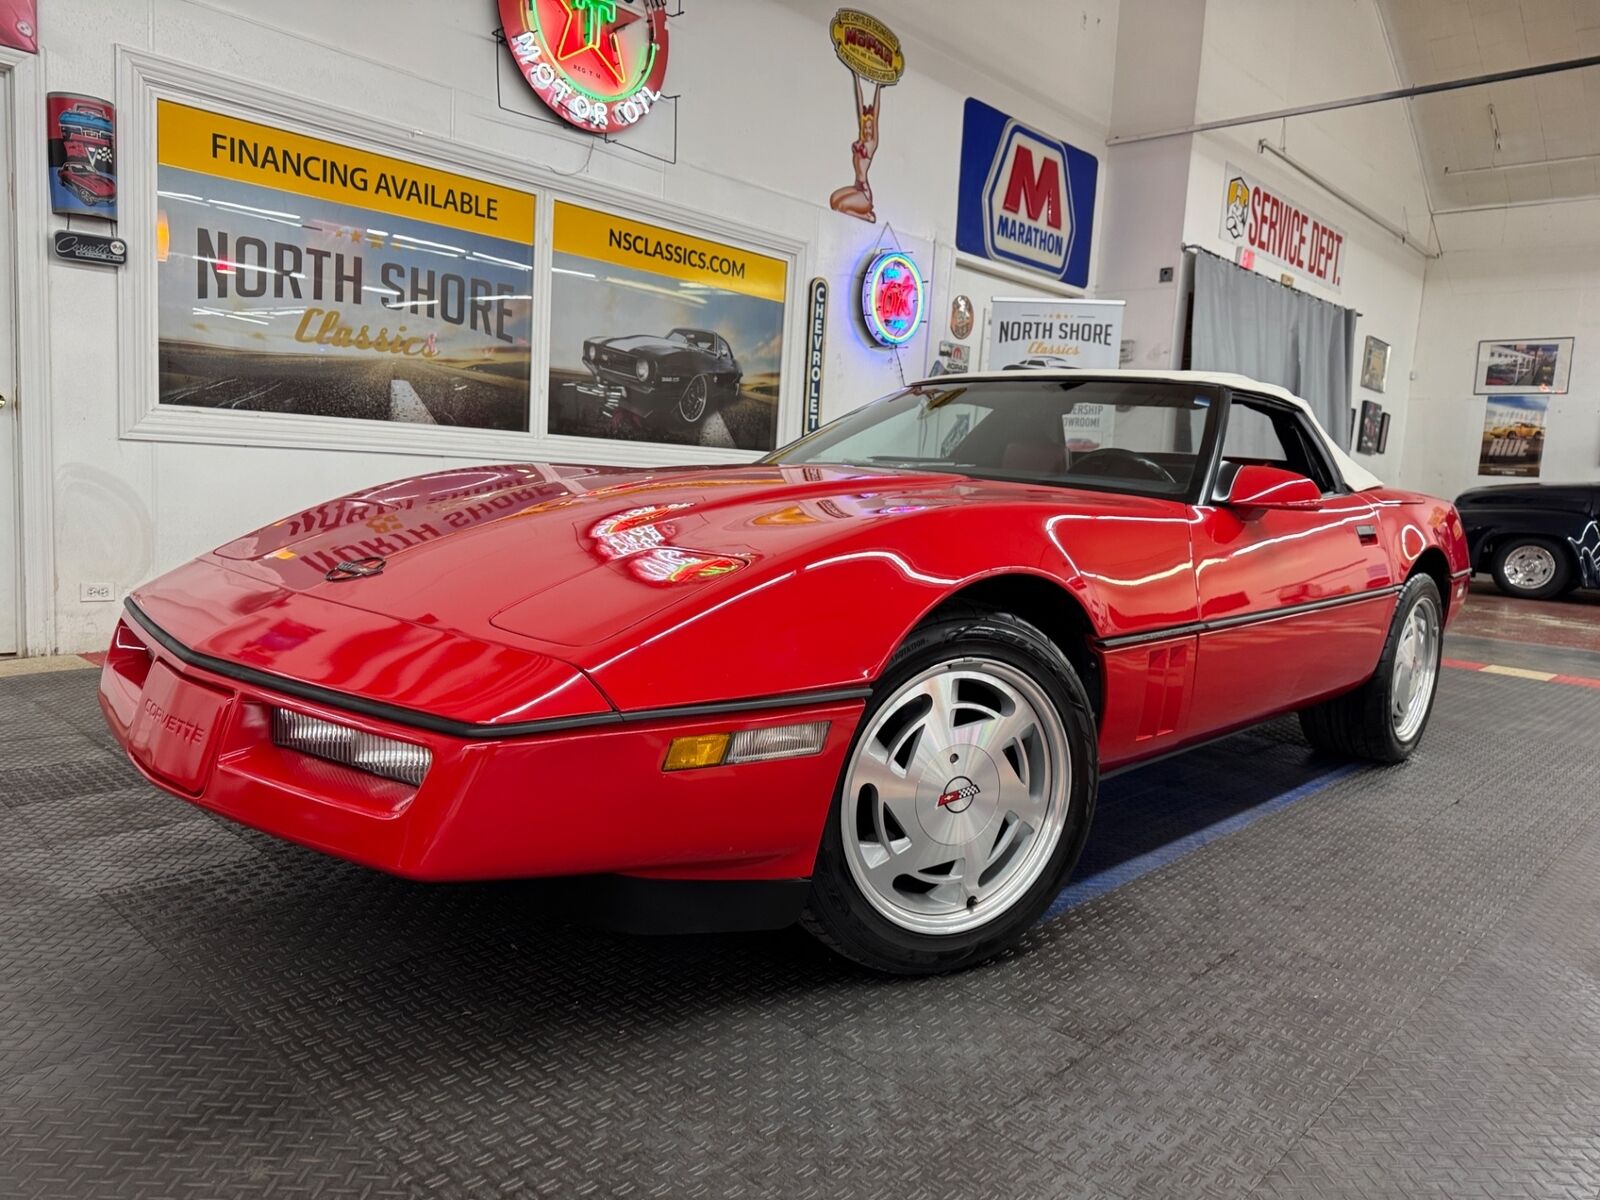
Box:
(804, 278), (828, 433)
(956, 98), (1098, 288)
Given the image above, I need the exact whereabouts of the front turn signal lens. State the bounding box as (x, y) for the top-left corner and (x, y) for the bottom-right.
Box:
(663, 733), (730, 771)
(663, 722), (831, 772)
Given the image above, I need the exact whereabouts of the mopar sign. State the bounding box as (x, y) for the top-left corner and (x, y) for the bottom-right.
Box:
(956, 98), (1097, 288)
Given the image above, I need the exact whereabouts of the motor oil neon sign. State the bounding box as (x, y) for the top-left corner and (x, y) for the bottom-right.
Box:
(500, 0), (670, 136)
(861, 250), (923, 347)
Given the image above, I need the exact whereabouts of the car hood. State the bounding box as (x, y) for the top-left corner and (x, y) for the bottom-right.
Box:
(199, 461), (1158, 652)
(135, 461), (1187, 715)
(595, 335), (683, 356)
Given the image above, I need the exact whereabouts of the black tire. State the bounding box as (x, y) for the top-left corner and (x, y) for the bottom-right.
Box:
(1299, 574), (1444, 764)
(801, 606), (1098, 975)
(1490, 537), (1572, 600)
(674, 375), (712, 427)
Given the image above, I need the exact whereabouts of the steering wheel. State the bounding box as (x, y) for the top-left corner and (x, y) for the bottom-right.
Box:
(1069, 448), (1176, 485)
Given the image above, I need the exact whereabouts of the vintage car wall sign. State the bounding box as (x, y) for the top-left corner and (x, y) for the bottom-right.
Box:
(861, 250), (923, 348)
(956, 98), (1098, 289)
(501, 0), (670, 136)
(53, 229), (127, 267)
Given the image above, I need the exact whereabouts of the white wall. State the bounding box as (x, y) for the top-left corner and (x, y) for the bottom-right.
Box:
(1180, 0), (1434, 480)
(31, 0), (1122, 653)
(1402, 199), (1600, 500)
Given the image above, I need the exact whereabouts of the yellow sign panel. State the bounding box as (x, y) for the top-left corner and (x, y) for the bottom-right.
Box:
(830, 10), (906, 86)
(552, 201), (788, 304)
(156, 100), (535, 244)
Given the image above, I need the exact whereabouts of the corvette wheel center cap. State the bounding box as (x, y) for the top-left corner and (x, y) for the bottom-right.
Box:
(917, 746), (1002, 846)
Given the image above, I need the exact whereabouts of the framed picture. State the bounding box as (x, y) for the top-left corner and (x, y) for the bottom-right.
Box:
(1348, 406), (1357, 450)
(1473, 337), (1573, 395)
(1356, 399), (1382, 455)
(1376, 411), (1391, 454)
(1360, 335), (1389, 393)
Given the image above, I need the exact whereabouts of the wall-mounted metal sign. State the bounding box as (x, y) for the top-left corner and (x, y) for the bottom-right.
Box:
(52, 229), (126, 267)
(805, 278), (828, 433)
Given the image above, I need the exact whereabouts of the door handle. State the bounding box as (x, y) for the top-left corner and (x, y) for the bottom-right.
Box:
(1355, 523), (1378, 545)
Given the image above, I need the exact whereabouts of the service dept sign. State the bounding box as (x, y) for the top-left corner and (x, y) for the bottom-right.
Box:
(1219, 163), (1346, 290)
(501, 0), (670, 136)
(956, 98), (1098, 289)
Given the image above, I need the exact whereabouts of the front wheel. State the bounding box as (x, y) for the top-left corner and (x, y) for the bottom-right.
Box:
(802, 608), (1098, 974)
(1299, 574), (1443, 763)
(1491, 537), (1571, 600)
(675, 375), (711, 426)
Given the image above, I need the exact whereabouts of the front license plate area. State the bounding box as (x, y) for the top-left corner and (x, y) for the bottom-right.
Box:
(128, 661), (233, 794)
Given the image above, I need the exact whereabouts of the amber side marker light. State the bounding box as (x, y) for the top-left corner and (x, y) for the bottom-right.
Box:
(663, 722), (830, 771)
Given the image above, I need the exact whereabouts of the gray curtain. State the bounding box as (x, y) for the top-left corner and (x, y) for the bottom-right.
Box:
(1190, 249), (1358, 445)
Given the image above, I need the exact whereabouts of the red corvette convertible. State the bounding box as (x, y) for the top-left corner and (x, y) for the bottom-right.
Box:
(101, 372), (1469, 973)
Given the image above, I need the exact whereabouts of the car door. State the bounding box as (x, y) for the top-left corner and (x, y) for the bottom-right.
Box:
(1186, 394), (1396, 739)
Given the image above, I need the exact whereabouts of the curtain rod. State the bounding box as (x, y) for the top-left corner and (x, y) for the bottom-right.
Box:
(1179, 244), (1364, 318)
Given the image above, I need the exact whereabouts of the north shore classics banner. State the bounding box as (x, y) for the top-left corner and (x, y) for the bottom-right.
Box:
(156, 101), (537, 430)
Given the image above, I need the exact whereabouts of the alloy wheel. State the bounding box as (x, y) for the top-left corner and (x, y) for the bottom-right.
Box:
(840, 658), (1071, 935)
(1390, 594), (1441, 741)
(1502, 544), (1557, 592)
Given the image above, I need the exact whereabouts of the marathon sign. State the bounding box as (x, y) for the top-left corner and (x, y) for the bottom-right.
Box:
(956, 98), (1098, 289)
(1219, 163), (1346, 291)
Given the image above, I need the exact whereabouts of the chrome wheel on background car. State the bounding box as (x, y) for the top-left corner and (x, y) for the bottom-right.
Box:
(677, 376), (710, 425)
(1390, 594), (1440, 741)
(1501, 544), (1556, 592)
(841, 659), (1071, 936)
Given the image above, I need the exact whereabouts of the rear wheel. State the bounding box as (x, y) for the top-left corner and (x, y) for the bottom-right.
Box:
(802, 608), (1097, 974)
(1299, 574), (1443, 763)
(1491, 537), (1570, 600)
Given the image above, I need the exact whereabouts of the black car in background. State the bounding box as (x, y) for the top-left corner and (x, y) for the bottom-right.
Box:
(1455, 482), (1600, 599)
(579, 328), (742, 428)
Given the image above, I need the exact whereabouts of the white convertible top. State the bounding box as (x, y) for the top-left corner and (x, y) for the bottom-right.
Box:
(910, 368), (1384, 494)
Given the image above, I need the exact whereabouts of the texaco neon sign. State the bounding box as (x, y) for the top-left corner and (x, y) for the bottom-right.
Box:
(500, 0), (670, 136)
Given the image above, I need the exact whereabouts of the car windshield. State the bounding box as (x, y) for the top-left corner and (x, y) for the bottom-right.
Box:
(766, 377), (1218, 499)
(670, 329), (716, 351)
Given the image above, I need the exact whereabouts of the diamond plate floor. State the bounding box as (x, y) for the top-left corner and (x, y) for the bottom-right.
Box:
(3, 664), (1599, 1199)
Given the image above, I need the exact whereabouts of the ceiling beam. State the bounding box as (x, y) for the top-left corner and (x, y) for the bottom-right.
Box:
(1108, 54), (1600, 145)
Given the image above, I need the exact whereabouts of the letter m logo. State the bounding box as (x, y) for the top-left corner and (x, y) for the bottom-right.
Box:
(982, 122), (1073, 277)
(1002, 145), (1062, 230)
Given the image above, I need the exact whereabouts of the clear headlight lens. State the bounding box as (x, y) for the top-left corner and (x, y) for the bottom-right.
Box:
(271, 709), (431, 786)
(635, 359), (651, 381)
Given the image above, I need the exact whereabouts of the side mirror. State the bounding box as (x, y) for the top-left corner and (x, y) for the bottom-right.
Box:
(1221, 464), (1323, 509)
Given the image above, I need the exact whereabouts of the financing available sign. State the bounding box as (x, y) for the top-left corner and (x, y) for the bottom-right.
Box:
(155, 102), (537, 430)
(987, 297), (1124, 371)
(956, 98), (1098, 289)
(1220, 163), (1346, 291)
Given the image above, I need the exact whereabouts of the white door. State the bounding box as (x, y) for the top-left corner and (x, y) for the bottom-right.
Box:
(0, 82), (17, 656)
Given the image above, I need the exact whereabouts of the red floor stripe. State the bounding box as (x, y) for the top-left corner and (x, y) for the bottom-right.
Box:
(1442, 657), (1486, 671)
(1551, 673), (1600, 690)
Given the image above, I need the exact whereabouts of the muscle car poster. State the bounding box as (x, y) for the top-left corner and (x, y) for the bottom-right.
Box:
(1478, 394), (1548, 478)
(156, 102), (536, 429)
(48, 93), (116, 220)
(548, 201), (788, 450)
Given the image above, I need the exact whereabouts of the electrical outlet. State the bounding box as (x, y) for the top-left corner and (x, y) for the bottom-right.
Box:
(80, 582), (115, 603)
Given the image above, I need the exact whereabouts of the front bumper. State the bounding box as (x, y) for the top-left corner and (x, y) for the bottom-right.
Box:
(100, 610), (863, 884)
